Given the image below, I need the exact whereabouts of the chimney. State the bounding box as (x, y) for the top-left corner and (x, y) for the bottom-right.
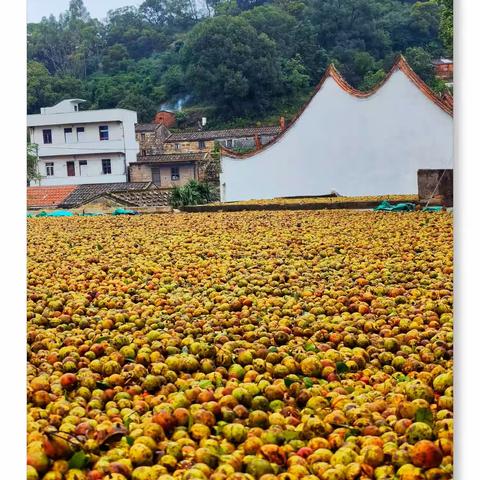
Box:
(254, 134), (261, 150)
(279, 116), (286, 130)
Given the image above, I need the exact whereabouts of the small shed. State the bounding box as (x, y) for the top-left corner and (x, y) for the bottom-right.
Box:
(417, 169), (453, 207)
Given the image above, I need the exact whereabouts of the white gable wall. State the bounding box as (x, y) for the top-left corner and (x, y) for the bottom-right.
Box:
(220, 69), (453, 202)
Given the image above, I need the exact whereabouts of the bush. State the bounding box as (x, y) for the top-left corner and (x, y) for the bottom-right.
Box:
(169, 180), (216, 208)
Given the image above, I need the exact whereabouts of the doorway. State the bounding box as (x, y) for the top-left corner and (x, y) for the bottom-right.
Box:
(66, 161), (75, 177)
(151, 167), (161, 185)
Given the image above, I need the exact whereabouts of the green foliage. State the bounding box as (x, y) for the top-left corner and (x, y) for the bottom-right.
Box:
(169, 180), (217, 207)
(404, 46), (435, 83)
(359, 69), (386, 91)
(181, 15), (283, 116)
(27, 143), (41, 184)
(27, 0), (452, 125)
(438, 0), (453, 56)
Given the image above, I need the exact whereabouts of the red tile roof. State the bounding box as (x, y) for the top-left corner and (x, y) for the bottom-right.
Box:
(27, 185), (77, 209)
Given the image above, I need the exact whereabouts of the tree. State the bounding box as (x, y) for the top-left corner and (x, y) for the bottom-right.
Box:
(139, 0), (198, 30)
(359, 69), (386, 91)
(27, 143), (41, 185)
(236, 0), (268, 11)
(404, 46), (435, 83)
(240, 5), (297, 57)
(438, 0), (453, 56)
(106, 7), (169, 59)
(117, 93), (158, 122)
(101, 44), (132, 74)
(181, 16), (283, 116)
(27, 61), (55, 113)
(64, 0), (90, 22)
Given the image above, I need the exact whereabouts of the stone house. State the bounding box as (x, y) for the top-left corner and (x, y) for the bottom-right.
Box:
(129, 152), (214, 187)
(133, 121), (282, 189)
(162, 125), (282, 154)
(135, 123), (171, 156)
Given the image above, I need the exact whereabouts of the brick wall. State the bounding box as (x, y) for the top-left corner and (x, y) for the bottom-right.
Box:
(154, 111), (176, 128)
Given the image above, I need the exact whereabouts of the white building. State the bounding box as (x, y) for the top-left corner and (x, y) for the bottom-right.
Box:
(220, 56), (454, 202)
(27, 99), (139, 186)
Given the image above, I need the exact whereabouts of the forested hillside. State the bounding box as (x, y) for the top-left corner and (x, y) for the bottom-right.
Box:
(27, 0), (453, 127)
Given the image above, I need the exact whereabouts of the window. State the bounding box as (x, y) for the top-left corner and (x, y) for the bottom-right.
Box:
(99, 125), (109, 141)
(141, 149), (146, 156)
(102, 159), (112, 174)
(74, 105), (79, 112)
(174, 143), (180, 150)
(198, 140), (206, 149)
(226, 139), (233, 148)
(79, 160), (87, 175)
(141, 133), (145, 140)
(45, 162), (54, 176)
(64, 127), (73, 143)
(43, 129), (52, 144)
(66, 161), (75, 177)
(76, 127), (85, 142)
(171, 166), (180, 181)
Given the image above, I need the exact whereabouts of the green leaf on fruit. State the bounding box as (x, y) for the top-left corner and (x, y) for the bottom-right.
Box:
(284, 377), (296, 388)
(303, 377), (313, 388)
(415, 408), (434, 427)
(94, 336), (109, 343)
(305, 343), (317, 352)
(96, 381), (109, 390)
(336, 362), (350, 374)
(199, 380), (213, 389)
(68, 451), (89, 469)
(344, 428), (361, 440)
(283, 430), (299, 441)
(125, 436), (134, 446)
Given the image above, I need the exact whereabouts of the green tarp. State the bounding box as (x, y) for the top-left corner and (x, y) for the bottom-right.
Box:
(374, 201), (416, 212)
(46, 210), (74, 217)
(112, 208), (138, 215)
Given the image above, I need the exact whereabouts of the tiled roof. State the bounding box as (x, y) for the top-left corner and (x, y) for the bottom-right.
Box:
(136, 153), (208, 164)
(61, 182), (151, 208)
(432, 58), (453, 65)
(165, 126), (281, 142)
(27, 185), (77, 208)
(107, 189), (171, 207)
(135, 124), (160, 133)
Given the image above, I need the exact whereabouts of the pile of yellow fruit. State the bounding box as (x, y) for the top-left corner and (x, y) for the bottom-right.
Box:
(215, 195), (418, 206)
(27, 211), (453, 480)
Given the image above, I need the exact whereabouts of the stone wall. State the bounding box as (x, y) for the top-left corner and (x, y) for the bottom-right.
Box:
(163, 140), (215, 154)
(137, 125), (171, 155)
(129, 163), (197, 187)
(130, 164), (153, 182)
(417, 169), (453, 207)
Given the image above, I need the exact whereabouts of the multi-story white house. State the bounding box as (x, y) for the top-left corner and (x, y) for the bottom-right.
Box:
(27, 99), (139, 186)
